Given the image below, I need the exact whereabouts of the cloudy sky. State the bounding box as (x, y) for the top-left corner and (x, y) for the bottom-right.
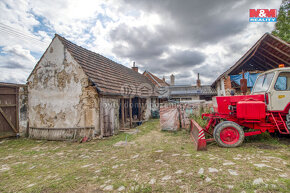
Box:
(0, 0), (281, 85)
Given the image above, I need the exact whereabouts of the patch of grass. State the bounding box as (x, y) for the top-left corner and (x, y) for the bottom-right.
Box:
(244, 131), (279, 144)
(0, 118), (289, 193)
(190, 114), (209, 128)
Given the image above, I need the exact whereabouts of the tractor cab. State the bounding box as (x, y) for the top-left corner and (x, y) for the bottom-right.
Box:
(252, 67), (290, 111)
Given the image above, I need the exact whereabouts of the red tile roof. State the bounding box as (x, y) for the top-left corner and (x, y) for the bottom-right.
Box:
(143, 71), (169, 87)
(56, 35), (155, 96)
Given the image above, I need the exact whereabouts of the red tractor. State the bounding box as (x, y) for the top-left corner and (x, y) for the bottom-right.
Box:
(191, 67), (290, 150)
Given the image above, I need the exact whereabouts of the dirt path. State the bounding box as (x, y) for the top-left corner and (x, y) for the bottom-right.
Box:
(0, 119), (289, 192)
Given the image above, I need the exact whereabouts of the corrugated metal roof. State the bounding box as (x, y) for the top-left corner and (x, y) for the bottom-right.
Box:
(170, 85), (216, 96)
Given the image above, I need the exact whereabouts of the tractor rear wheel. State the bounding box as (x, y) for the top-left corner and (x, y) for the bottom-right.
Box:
(213, 121), (245, 148)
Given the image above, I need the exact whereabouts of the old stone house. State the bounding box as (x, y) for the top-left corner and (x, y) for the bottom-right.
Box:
(27, 34), (156, 140)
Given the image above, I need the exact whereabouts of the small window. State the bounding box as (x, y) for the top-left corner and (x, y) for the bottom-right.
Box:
(274, 72), (290, 91)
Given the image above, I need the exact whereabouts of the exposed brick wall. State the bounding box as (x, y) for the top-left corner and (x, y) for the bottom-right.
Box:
(224, 76), (231, 90)
(224, 76), (232, 96)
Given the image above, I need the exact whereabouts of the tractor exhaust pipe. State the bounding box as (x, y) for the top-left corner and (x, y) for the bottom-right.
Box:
(240, 70), (247, 95)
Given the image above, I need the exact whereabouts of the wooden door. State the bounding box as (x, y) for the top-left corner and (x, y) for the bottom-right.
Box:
(0, 85), (19, 138)
(103, 106), (114, 137)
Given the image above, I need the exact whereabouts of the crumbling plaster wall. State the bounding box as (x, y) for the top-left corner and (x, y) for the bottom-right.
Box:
(19, 86), (28, 136)
(216, 78), (226, 96)
(27, 37), (100, 135)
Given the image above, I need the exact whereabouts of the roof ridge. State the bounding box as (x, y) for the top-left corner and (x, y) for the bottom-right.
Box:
(56, 34), (143, 75)
(54, 34), (155, 96)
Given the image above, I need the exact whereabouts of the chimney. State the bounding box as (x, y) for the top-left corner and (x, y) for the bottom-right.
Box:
(162, 76), (165, 82)
(197, 73), (201, 87)
(132, 61), (138, 73)
(170, 74), (175, 85)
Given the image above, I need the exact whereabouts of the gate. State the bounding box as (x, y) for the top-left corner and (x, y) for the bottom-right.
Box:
(0, 83), (19, 138)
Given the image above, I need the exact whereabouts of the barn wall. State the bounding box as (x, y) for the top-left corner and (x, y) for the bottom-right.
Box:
(27, 37), (100, 140)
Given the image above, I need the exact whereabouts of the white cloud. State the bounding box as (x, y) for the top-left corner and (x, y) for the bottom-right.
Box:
(0, 0), (283, 85)
(2, 45), (36, 62)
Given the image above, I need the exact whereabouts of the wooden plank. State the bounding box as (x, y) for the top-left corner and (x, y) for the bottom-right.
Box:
(259, 47), (289, 65)
(0, 107), (17, 133)
(0, 104), (16, 107)
(140, 99), (144, 121)
(248, 60), (265, 71)
(121, 98), (125, 127)
(124, 99), (127, 123)
(257, 52), (279, 66)
(0, 93), (17, 95)
(29, 127), (94, 130)
(16, 88), (19, 132)
(138, 97), (141, 121)
(263, 41), (290, 58)
(0, 134), (16, 139)
(253, 56), (276, 69)
(254, 54), (277, 68)
(129, 98), (132, 128)
(99, 99), (104, 137)
(251, 57), (272, 70)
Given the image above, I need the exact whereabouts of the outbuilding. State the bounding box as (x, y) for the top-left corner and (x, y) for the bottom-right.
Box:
(27, 34), (156, 140)
(212, 33), (290, 96)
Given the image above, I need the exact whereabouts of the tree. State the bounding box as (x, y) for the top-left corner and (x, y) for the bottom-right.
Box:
(272, 0), (290, 42)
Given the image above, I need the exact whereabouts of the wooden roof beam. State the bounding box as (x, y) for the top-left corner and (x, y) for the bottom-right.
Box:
(256, 52), (280, 68)
(253, 55), (276, 69)
(251, 57), (271, 70)
(249, 59), (267, 71)
(263, 41), (290, 58)
(233, 62), (256, 73)
(259, 47), (289, 65)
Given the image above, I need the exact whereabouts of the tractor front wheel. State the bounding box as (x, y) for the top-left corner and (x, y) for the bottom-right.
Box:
(213, 121), (244, 148)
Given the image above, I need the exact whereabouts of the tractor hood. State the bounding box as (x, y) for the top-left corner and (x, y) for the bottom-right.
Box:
(213, 94), (265, 114)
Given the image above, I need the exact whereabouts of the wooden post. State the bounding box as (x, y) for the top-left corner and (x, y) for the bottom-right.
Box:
(138, 97), (141, 121)
(129, 97), (133, 128)
(16, 87), (19, 134)
(124, 99), (127, 124)
(140, 98), (144, 121)
(99, 98), (104, 138)
(121, 98), (125, 127)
